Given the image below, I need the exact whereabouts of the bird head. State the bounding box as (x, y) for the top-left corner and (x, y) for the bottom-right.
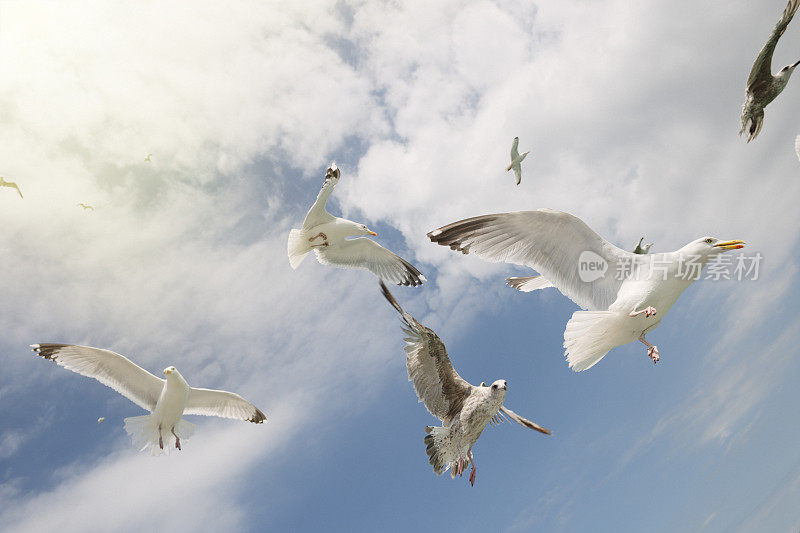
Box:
(681, 236), (745, 260)
(348, 221), (377, 237)
(778, 60), (800, 80)
(163, 366), (179, 378)
(489, 379), (508, 397)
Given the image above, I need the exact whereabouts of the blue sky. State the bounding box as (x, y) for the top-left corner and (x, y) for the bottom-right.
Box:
(1, 1), (800, 531)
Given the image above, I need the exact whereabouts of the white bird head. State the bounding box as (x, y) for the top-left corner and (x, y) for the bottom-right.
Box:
(489, 379), (508, 397)
(680, 236), (745, 260)
(163, 366), (179, 377)
(347, 221), (377, 237)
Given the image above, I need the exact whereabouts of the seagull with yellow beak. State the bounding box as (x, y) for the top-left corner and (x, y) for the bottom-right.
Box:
(288, 163), (425, 286)
(429, 209), (744, 370)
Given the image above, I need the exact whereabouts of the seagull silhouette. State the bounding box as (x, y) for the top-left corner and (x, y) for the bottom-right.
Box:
(77, 203), (94, 211)
(144, 154), (153, 162)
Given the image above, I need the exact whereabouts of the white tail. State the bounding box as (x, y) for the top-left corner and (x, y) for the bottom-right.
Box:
(287, 229), (311, 269)
(506, 275), (555, 293)
(563, 311), (626, 372)
(424, 426), (467, 478)
(123, 415), (196, 456)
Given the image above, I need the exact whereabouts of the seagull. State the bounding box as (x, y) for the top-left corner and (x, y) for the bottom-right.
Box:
(97, 417), (105, 424)
(0, 177), (23, 199)
(505, 137), (530, 186)
(740, 0), (800, 142)
(287, 163), (425, 286)
(380, 281), (550, 486)
(32, 344), (266, 455)
(428, 209), (744, 371)
(633, 237), (653, 254)
(795, 135), (800, 160)
(144, 154), (153, 162)
(77, 203), (94, 211)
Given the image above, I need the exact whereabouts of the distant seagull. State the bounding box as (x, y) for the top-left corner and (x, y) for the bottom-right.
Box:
(380, 281), (549, 486)
(633, 237), (653, 254)
(32, 344), (266, 455)
(287, 163), (425, 286)
(76, 203), (94, 211)
(505, 137), (530, 186)
(740, 0), (800, 142)
(428, 209), (744, 370)
(795, 135), (800, 160)
(0, 177), (23, 199)
(144, 154), (153, 162)
(97, 417), (105, 424)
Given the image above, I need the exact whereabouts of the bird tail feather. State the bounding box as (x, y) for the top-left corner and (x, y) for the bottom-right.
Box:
(424, 426), (466, 478)
(563, 311), (626, 372)
(506, 275), (554, 293)
(123, 415), (196, 456)
(287, 228), (312, 269)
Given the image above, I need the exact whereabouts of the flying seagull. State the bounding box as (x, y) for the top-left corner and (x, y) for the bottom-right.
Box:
(77, 203), (94, 211)
(740, 0), (800, 142)
(505, 137), (530, 186)
(32, 344), (266, 455)
(0, 177), (23, 199)
(428, 209), (744, 371)
(97, 417), (105, 424)
(795, 135), (800, 160)
(380, 281), (550, 486)
(287, 163), (425, 286)
(144, 154), (153, 162)
(633, 237), (653, 254)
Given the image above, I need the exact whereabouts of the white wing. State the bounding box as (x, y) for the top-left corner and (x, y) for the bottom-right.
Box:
(184, 388), (266, 423)
(315, 237), (425, 286)
(32, 344), (164, 411)
(510, 137), (520, 160)
(747, 0), (800, 88)
(795, 135), (800, 161)
(428, 209), (644, 310)
(492, 405), (551, 435)
(301, 164), (339, 229)
(380, 281), (472, 424)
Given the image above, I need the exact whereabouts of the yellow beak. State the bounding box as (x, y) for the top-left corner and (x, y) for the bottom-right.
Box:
(367, 231), (377, 236)
(713, 239), (745, 251)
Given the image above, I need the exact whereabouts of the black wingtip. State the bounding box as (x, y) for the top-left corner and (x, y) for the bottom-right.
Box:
(31, 343), (70, 361)
(379, 279), (404, 315)
(249, 408), (267, 424)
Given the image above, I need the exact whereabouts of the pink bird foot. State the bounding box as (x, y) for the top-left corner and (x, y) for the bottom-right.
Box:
(648, 346), (660, 364)
(172, 428), (181, 450)
(469, 466), (476, 486)
(630, 306), (657, 318)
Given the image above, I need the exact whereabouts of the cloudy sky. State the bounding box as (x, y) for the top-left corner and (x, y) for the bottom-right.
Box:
(1, 1), (799, 531)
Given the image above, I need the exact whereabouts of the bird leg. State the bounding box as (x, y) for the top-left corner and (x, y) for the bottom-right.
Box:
(308, 232), (329, 247)
(171, 428), (181, 450)
(468, 446), (477, 486)
(630, 306), (657, 318)
(455, 436), (465, 476)
(638, 333), (660, 364)
(158, 424), (164, 449)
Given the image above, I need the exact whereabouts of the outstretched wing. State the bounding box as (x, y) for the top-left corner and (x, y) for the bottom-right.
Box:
(490, 405), (551, 435)
(32, 344), (164, 411)
(316, 238), (425, 286)
(184, 388), (266, 423)
(510, 137), (520, 160)
(747, 0), (800, 88)
(428, 209), (643, 310)
(380, 281), (472, 423)
(302, 164), (339, 229)
(9, 182), (22, 198)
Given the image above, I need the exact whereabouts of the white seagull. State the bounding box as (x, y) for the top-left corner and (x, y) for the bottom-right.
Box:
(380, 281), (550, 486)
(633, 237), (653, 255)
(505, 137), (530, 186)
(740, 0), (800, 142)
(428, 209), (744, 371)
(0, 177), (23, 199)
(97, 417), (105, 424)
(32, 344), (266, 455)
(794, 135), (800, 160)
(288, 163), (425, 286)
(144, 154), (153, 162)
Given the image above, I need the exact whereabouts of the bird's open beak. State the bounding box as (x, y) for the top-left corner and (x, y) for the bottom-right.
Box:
(367, 231), (377, 236)
(164, 369), (173, 375)
(713, 239), (745, 251)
